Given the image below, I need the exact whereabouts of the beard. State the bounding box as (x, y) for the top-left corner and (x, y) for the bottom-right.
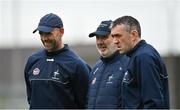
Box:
(98, 42), (117, 58)
(42, 39), (57, 52)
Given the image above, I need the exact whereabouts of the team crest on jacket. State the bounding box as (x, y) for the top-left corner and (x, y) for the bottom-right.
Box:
(123, 71), (133, 83)
(52, 69), (60, 80)
(106, 74), (114, 84)
(33, 68), (40, 75)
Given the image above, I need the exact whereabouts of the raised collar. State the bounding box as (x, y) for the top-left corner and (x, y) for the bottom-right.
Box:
(100, 51), (120, 63)
(126, 40), (146, 57)
(45, 44), (69, 56)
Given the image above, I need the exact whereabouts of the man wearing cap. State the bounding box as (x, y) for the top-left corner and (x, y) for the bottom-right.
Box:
(87, 20), (129, 109)
(24, 13), (91, 109)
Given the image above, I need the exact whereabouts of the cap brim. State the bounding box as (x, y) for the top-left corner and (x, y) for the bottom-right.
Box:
(89, 32), (96, 37)
(89, 31), (110, 37)
(33, 26), (53, 33)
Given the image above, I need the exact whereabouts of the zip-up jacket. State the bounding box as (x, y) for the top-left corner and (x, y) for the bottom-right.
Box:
(24, 44), (91, 109)
(87, 52), (129, 109)
(122, 40), (169, 109)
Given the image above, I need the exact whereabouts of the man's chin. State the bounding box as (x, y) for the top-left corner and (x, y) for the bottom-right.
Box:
(101, 51), (113, 58)
(117, 48), (123, 53)
(119, 50), (125, 54)
(45, 47), (53, 52)
(100, 52), (106, 57)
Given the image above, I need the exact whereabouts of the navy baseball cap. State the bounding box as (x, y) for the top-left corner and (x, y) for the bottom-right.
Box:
(89, 20), (113, 37)
(33, 13), (63, 33)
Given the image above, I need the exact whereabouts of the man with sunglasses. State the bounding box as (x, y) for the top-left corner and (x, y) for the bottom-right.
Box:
(24, 13), (91, 109)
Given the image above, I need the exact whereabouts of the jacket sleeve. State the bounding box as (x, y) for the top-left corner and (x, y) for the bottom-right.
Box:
(24, 57), (32, 105)
(136, 54), (165, 108)
(71, 60), (91, 108)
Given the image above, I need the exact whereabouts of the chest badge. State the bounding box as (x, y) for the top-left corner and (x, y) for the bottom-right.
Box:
(33, 68), (40, 75)
(123, 71), (133, 83)
(52, 69), (60, 80)
(106, 74), (114, 84)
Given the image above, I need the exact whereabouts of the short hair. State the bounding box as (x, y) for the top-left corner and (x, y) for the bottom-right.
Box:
(112, 16), (141, 37)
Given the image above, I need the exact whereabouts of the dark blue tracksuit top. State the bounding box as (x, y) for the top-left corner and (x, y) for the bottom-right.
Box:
(87, 52), (129, 109)
(24, 44), (91, 109)
(122, 40), (169, 109)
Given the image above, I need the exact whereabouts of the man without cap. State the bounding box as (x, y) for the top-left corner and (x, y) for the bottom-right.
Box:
(87, 20), (129, 109)
(24, 13), (91, 109)
(111, 16), (169, 109)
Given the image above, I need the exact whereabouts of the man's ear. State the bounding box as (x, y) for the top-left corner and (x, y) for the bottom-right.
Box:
(130, 30), (138, 41)
(59, 28), (64, 37)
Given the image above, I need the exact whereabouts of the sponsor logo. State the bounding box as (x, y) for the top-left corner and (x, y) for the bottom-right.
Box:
(46, 58), (54, 61)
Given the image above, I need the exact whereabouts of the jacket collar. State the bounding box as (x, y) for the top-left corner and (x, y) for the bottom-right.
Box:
(126, 40), (146, 57)
(100, 51), (120, 63)
(45, 44), (69, 56)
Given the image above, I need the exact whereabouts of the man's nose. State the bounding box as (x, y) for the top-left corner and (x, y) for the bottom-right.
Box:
(113, 38), (118, 44)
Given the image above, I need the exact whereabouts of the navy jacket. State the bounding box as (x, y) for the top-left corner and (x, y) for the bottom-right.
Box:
(24, 44), (91, 109)
(87, 52), (129, 109)
(122, 40), (169, 109)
